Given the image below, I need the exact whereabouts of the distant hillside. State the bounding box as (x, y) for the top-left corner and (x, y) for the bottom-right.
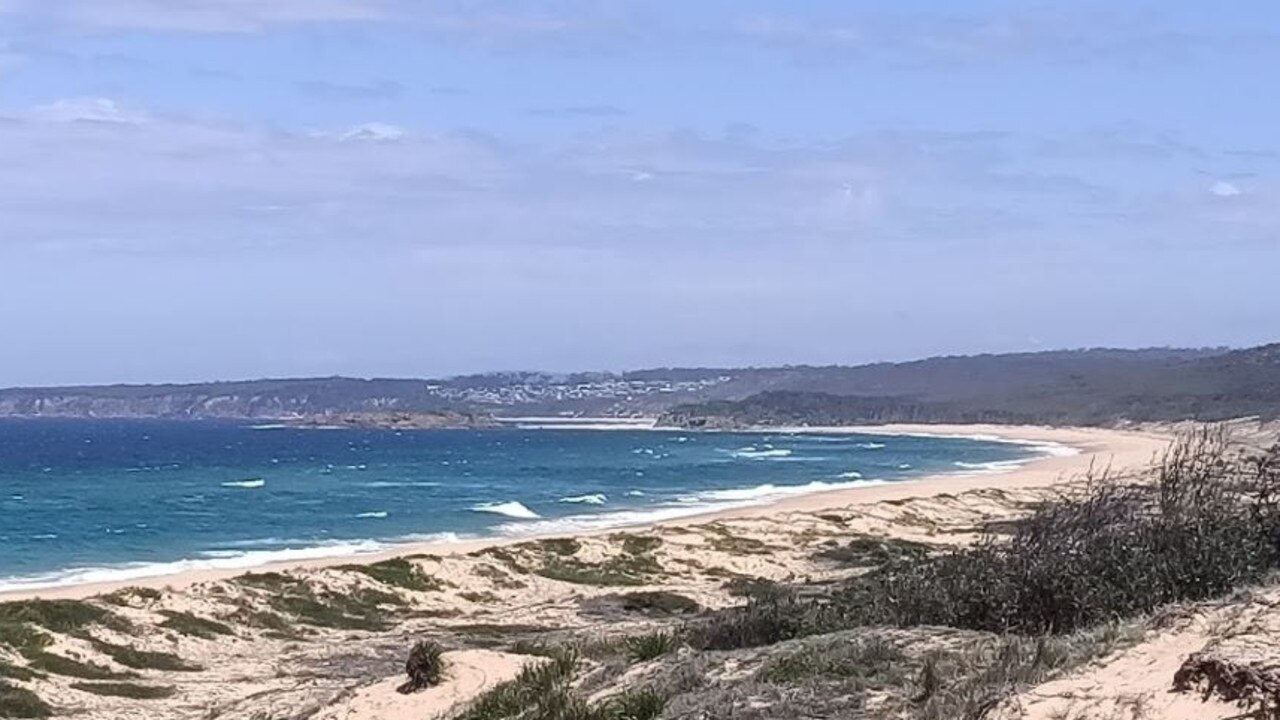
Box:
(660, 344), (1280, 428)
(2, 345), (1275, 426)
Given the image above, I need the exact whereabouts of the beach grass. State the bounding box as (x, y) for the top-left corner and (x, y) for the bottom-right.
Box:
(158, 610), (234, 639)
(0, 599), (123, 636)
(0, 681), (51, 718)
(24, 651), (136, 680)
(70, 681), (176, 699)
(624, 630), (681, 662)
(99, 586), (163, 607)
(338, 558), (444, 593)
(90, 638), (202, 672)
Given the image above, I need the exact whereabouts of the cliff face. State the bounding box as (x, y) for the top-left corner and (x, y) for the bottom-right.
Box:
(0, 377), (451, 420)
(0, 392), (294, 418)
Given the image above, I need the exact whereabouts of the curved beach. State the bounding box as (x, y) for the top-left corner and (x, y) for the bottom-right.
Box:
(0, 424), (1171, 602)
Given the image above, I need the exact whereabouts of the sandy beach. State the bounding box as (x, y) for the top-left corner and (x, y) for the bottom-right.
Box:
(0, 423), (1171, 603)
(9, 421), (1259, 720)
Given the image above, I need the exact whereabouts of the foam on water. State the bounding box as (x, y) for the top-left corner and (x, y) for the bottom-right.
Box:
(0, 539), (386, 594)
(0, 422), (1052, 591)
(559, 494), (607, 505)
(730, 448), (793, 459)
(471, 501), (541, 519)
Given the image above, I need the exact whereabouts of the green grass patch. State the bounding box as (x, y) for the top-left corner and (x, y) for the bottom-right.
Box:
(473, 564), (528, 590)
(0, 623), (52, 654)
(158, 611), (234, 639)
(99, 586), (163, 607)
(90, 639), (202, 672)
(703, 525), (774, 555)
(0, 661), (44, 682)
(617, 535), (663, 555)
(265, 586), (402, 631)
(70, 681), (175, 699)
(24, 651), (135, 680)
(232, 572), (301, 592)
(758, 635), (907, 686)
(0, 600), (123, 636)
(338, 558), (443, 592)
(624, 630), (680, 663)
(0, 681), (51, 718)
(615, 591), (700, 615)
(813, 536), (932, 567)
(536, 538), (582, 556)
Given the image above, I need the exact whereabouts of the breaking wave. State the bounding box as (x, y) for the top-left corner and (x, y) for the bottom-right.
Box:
(471, 501), (540, 520)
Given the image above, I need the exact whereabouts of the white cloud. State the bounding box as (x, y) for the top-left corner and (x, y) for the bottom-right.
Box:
(0, 98), (1275, 264)
(29, 97), (148, 124)
(1210, 180), (1242, 197)
(339, 122), (406, 143)
(7, 0), (390, 32)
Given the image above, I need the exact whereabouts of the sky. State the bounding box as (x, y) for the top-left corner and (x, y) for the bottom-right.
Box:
(0, 0), (1277, 386)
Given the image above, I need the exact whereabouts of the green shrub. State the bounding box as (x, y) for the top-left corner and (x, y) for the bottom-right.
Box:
(90, 639), (202, 672)
(70, 682), (175, 699)
(624, 631), (680, 663)
(456, 647), (580, 720)
(616, 591), (700, 616)
(758, 636), (906, 685)
(99, 586), (163, 607)
(0, 682), (50, 718)
(0, 600), (121, 635)
(595, 687), (666, 720)
(339, 558), (443, 592)
(24, 651), (135, 680)
(397, 640), (447, 694)
(694, 434), (1280, 649)
(0, 661), (43, 682)
(158, 611), (234, 639)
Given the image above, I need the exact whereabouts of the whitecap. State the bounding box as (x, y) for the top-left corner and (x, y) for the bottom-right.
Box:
(221, 479), (265, 489)
(0, 540), (387, 594)
(731, 448), (793, 459)
(559, 494), (607, 505)
(857, 442), (886, 450)
(356, 511), (389, 518)
(838, 471), (863, 479)
(626, 490), (646, 497)
(471, 501), (540, 520)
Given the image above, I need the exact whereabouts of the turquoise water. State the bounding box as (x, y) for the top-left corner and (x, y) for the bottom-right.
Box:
(0, 420), (1050, 592)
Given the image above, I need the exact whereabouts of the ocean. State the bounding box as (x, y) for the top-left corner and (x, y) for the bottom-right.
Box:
(0, 419), (1060, 592)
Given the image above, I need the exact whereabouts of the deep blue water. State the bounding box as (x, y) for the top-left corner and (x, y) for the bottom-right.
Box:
(0, 420), (1044, 591)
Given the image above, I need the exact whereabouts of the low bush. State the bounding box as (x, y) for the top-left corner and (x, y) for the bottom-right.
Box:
(158, 611), (234, 639)
(339, 558), (443, 592)
(624, 631), (680, 663)
(90, 639), (202, 672)
(398, 640), (447, 694)
(1174, 652), (1280, 719)
(70, 682), (175, 699)
(24, 651), (135, 680)
(694, 432), (1280, 650)
(0, 682), (50, 718)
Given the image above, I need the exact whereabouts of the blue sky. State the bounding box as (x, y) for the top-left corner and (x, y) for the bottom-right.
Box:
(0, 1), (1277, 385)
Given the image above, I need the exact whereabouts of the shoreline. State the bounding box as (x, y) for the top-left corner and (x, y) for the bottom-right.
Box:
(0, 423), (1173, 602)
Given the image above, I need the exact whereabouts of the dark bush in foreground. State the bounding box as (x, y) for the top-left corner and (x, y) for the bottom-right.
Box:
(1175, 653), (1280, 719)
(859, 431), (1280, 634)
(693, 431), (1280, 649)
(0, 682), (50, 718)
(398, 640), (447, 694)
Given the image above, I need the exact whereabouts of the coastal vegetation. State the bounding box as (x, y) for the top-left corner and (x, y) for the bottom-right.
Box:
(3, 430), (1280, 718)
(4, 343), (1278, 425)
(438, 431), (1280, 719)
(398, 640), (447, 694)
